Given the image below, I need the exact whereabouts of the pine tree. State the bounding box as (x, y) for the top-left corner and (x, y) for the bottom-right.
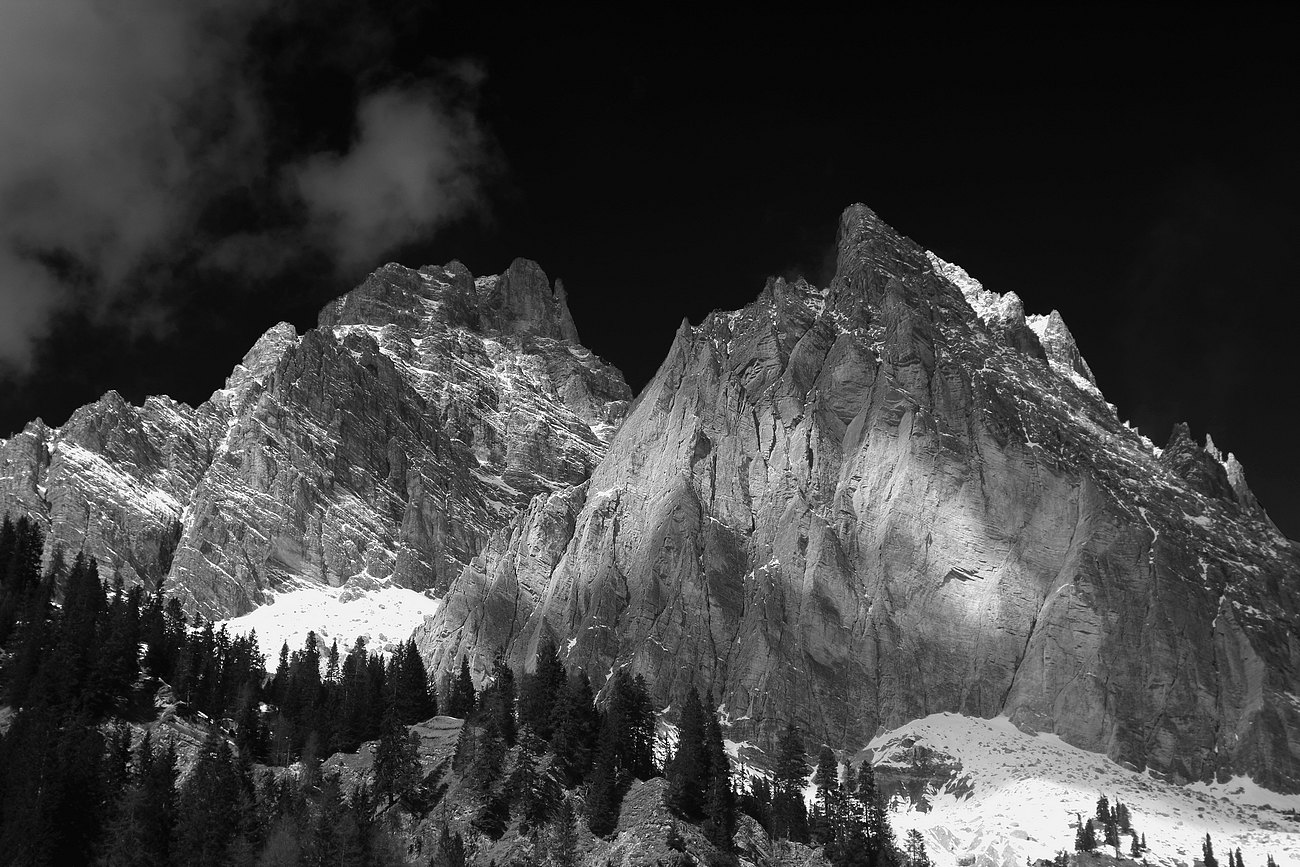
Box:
(904, 829), (931, 867)
(740, 775), (773, 833)
(812, 745), (839, 845)
(140, 735), (178, 867)
(1203, 833), (1219, 867)
(1233, 847), (1244, 867)
(1115, 800), (1132, 832)
(510, 727), (560, 832)
(436, 824), (468, 867)
(587, 723), (621, 837)
(519, 636), (567, 738)
(173, 731), (253, 867)
(550, 671), (598, 786)
(663, 688), (710, 819)
(1075, 817), (1096, 852)
(857, 759), (896, 865)
(390, 638), (438, 724)
(447, 654), (477, 718)
(1130, 832), (1142, 857)
(771, 723), (810, 843)
(550, 797), (579, 867)
(1096, 794), (1111, 825)
(605, 669), (656, 781)
(702, 702), (735, 850)
(372, 711), (421, 808)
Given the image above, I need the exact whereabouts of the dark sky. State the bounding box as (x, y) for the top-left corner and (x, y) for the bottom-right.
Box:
(2, 6), (1297, 537)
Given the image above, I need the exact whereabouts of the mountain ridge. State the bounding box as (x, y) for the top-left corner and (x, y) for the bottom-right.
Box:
(415, 203), (1300, 794)
(1, 203), (1296, 799)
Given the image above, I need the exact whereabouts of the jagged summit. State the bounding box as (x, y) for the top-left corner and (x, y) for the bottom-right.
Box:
(0, 257), (630, 615)
(318, 257), (580, 344)
(419, 203), (1300, 798)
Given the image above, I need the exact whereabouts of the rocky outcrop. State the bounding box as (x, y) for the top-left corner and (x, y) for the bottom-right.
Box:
(0, 259), (630, 616)
(417, 204), (1300, 793)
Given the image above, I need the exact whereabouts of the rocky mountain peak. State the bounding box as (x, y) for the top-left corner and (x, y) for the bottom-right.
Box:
(419, 203), (1300, 797)
(222, 322), (300, 395)
(317, 257), (580, 346)
(1026, 309), (1099, 394)
(479, 257), (581, 342)
(1159, 421), (1238, 502)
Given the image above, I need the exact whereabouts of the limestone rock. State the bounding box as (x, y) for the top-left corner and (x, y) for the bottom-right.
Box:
(0, 259), (630, 617)
(418, 204), (1300, 795)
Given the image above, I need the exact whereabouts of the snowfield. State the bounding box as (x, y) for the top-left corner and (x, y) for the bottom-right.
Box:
(869, 713), (1300, 867)
(219, 584), (441, 668)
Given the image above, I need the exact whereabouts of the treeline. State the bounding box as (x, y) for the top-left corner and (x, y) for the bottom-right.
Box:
(732, 732), (913, 867)
(441, 638), (658, 846)
(1056, 795), (1278, 867)
(2, 710), (412, 867)
(1, 514), (921, 866)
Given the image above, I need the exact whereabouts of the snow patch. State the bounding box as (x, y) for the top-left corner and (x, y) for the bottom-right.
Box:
(869, 713), (1299, 867)
(220, 584), (441, 669)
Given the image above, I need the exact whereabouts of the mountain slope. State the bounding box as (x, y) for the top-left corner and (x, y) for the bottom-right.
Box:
(416, 204), (1300, 794)
(0, 258), (630, 618)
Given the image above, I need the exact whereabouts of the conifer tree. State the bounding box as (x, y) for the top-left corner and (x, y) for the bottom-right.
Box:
(702, 703), (735, 850)
(447, 654), (477, 718)
(373, 711), (421, 808)
(1074, 821), (1092, 852)
(740, 775), (773, 833)
(812, 745), (839, 845)
(771, 722), (810, 842)
(1203, 833), (1219, 867)
(550, 671), (598, 785)
(605, 669), (655, 780)
(857, 759), (897, 866)
(586, 723), (621, 837)
(663, 688), (710, 819)
(436, 824), (468, 867)
(477, 650), (516, 745)
(1115, 800), (1132, 832)
(1233, 847), (1244, 867)
(550, 797), (579, 867)
(904, 829), (932, 867)
(510, 727), (560, 832)
(1130, 832), (1142, 857)
(390, 638), (438, 724)
(1096, 794), (1111, 824)
(140, 735), (178, 867)
(173, 731), (253, 867)
(519, 636), (566, 738)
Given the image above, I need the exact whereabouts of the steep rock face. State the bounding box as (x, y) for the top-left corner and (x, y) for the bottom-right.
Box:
(0, 259), (630, 616)
(417, 204), (1300, 793)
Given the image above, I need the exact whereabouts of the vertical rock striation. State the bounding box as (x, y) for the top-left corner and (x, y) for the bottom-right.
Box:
(416, 204), (1300, 793)
(0, 259), (630, 616)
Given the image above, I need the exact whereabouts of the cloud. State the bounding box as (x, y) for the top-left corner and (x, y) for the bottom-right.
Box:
(291, 84), (489, 269)
(0, 0), (492, 372)
(0, 0), (268, 370)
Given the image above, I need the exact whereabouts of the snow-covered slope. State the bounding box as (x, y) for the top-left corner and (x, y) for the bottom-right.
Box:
(219, 582), (441, 667)
(869, 713), (1300, 867)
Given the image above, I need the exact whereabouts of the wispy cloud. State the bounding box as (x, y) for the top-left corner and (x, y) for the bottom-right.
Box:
(0, 0), (492, 371)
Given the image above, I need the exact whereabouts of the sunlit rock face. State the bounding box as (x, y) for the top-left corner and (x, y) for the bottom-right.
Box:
(0, 258), (630, 617)
(416, 204), (1300, 794)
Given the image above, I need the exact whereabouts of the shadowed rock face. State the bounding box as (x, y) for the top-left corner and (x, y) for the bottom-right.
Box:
(0, 258), (630, 617)
(416, 204), (1300, 793)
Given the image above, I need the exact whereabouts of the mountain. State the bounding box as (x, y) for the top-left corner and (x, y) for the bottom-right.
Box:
(3, 202), (1297, 805)
(0, 258), (630, 621)
(414, 204), (1300, 796)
